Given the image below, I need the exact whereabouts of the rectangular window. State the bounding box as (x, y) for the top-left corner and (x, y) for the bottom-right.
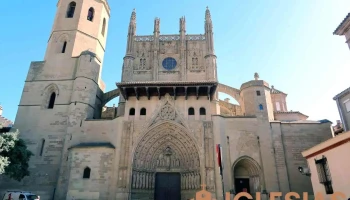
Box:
(344, 99), (350, 112)
(256, 91), (261, 96)
(61, 42), (67, 53)
(315, 156), (333, 194)
(276, 102), (281, 111)
(40, 139), (45, 156)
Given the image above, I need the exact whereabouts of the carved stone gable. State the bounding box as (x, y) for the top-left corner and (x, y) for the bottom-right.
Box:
(143, 93), (189, 129)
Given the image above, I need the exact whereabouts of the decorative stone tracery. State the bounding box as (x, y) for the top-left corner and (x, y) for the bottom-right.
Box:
(131, 122), (202, 195)
(132, 122), (200, 172)
(159, 104), (176, 120)
(129, 94), (211, 200)
(144, 94), (189, 129)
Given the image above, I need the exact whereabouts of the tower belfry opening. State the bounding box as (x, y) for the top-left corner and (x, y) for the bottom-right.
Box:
(66, 2), (76, 18)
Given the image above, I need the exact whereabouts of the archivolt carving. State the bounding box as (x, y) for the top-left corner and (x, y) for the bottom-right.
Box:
(131, 121), (201, 191)
(232, 156), (262, 193)
(133, 122), (200, 171)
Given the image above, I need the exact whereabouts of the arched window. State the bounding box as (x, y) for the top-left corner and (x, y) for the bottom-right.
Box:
(140, 108), (146, 116)
(66, 2), (76, 18)
(61, 41), (67, 53)
(200, 107), (206, 115)
(129, 108), (135, 116)
(188, 107), (195, 115)
(83, 167), (91, 179)
(39, 139), (45, 156)
(102, 18), (106, 36)
(259, 104), (264, 110)
(48, 92), (56, 109)
(87, 7), (94, 21)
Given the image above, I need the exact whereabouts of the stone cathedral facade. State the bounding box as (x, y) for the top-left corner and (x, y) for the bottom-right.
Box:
(0, 1), (334, 200)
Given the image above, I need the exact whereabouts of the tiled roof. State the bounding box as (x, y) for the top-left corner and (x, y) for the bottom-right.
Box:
(274, 111), (308, 118)
(270, 85), (287, 95)
(333, 13), (350, 35)
(0, 116), (13, 128)
(333, 86), (350, 100)
(279, 120), (324, 124)
(273, 118), (331, 124)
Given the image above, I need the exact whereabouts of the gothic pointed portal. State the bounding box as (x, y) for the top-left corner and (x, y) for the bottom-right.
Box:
(130, 121), (201, 199)
(232, 156), (262, 199)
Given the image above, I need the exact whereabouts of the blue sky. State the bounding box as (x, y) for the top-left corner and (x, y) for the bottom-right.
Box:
(1, 0), (350, 124)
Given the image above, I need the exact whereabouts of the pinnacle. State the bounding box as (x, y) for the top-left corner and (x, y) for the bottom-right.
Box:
(205, 6), (211, 21)
(130, 8), (136, 21)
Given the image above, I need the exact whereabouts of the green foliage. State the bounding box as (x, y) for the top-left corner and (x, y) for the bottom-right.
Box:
(0, 131), (18, 174)
(0, 129), (34, 181)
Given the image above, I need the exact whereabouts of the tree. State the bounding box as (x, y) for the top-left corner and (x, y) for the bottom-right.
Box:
(0, 129), (34, 181)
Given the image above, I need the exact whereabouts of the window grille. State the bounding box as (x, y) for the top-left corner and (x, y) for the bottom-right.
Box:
(315, 156), (333, 194)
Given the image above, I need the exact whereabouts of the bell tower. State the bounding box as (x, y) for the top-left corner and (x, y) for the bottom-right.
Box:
(44, 0), (110, 80)
(8, 1), (111, 199)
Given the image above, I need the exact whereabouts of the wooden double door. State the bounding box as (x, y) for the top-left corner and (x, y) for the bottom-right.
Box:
(154, 172), (181, 200)
(235, 178), (250, 200)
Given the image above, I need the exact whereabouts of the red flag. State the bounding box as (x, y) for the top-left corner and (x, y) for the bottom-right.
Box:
(216, 144), (222, 168)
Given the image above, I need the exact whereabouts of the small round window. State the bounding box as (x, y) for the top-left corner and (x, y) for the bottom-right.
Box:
(162, 57), (177, 70)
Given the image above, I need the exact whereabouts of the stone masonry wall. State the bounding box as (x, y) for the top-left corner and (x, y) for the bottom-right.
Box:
(219, 117), (260, 192)
(67, 147), (115, 200)
(0, 73), (74, 199)
(270, 122), (291, 195)
(278, 122), (332, 195)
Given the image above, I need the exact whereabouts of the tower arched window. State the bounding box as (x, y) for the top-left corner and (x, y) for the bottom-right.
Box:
(61, 41), (67, 53)
(66, 2), (76, 18)
(87, 7), (94, 21)
(259, 104), (264, 111)
(188, 107), (195, 115)
(200, 107), (206, 115)
(102, 18), (106, 36)
(129, 108), (135, 116)
(83, 167), (91, 179)
(140, 108), (146, 116)
(48, 92), (56, 109)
